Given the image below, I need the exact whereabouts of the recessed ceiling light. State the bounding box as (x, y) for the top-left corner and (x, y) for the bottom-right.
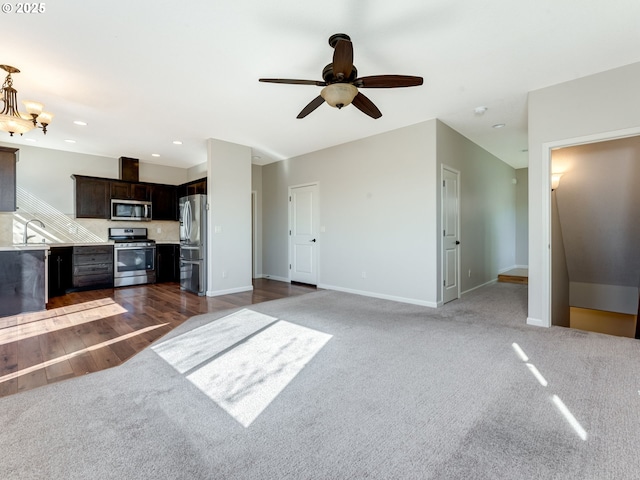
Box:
(151, 153), (160, 157)
(252, 155), (261, 161)
(173, 140), (182, 145)
(492, 123), (506, 129)
(65, 139), (76, 143)
(73, 120), (87, 126)
(474, 106), (488, 115)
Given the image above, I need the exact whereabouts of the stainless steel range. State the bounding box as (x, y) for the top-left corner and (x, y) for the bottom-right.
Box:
(109, 227), (156, 287)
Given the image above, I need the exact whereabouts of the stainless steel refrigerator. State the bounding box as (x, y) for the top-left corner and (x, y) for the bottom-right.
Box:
(179, 194), (207, 295)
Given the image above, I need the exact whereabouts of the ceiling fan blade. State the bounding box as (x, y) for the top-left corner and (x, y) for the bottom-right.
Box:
(351, 92), (382, 119)
(297, 95), (325, 119)
(332, 40), (353, 80)
(259, 78), (326, 86)
(354, 75), (423, 88)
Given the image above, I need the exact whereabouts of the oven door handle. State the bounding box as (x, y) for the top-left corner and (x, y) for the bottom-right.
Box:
(115, 246), (156, 251)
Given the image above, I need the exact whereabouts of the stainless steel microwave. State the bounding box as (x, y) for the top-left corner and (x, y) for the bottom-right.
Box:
(111, 199), (152, 221)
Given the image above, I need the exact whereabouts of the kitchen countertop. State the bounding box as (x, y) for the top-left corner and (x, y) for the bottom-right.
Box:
(0, 241), (115, 251)
(45, 242), (115, 247)
(0, 240), (180, 251)
(0, 244), (52, 252)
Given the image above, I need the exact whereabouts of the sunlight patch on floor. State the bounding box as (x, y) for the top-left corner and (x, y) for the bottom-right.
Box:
(511, 341), (588, 441)
(552, 395), (588, 441)
(0, 299), (127, 345)
(0, 323), (168, 385)
(153, 309), (332, 427)
(152, 308), (277, 374)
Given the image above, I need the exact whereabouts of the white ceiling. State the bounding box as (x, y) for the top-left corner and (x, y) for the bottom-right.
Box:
(2, 0), (640, 170)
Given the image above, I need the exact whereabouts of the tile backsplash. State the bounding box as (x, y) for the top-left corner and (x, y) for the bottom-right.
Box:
(0, 212), (179, 245)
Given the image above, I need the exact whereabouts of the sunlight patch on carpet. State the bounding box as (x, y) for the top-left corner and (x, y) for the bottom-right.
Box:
(152, 309), (277, 373)
(153, 309), (332, 427)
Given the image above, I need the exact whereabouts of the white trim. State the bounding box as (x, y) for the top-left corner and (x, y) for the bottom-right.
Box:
(498, 265), (529, 274)
(259, 274), (290, 283)
(441, 164), (461, 305)
(461, 278), (498, 296)
(207, 285), (254, 297)
(251, 190), (258, 279)
(538, 126), (640, 329)
(318, 283), (438, 308)
(526, 317), (547, 328)
(288, 182), (320, 285)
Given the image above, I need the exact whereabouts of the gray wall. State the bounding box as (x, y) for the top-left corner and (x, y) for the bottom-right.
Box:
(553, 137), (640, 287)
(515, 168), (528, 267)
(262, 120), (439, 306)
(260, 119), (518, 306)
(551, 192), (570, 327)
(436, 121), (517, 293)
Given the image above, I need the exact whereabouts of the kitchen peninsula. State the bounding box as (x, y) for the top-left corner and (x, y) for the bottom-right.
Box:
(0, 244), (49, 317)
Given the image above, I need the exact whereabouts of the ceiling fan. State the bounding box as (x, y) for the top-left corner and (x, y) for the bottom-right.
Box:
(259, 33), (423, 119)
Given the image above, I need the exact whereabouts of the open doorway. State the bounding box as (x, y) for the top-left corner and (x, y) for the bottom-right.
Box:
(550, 136), (640, 337)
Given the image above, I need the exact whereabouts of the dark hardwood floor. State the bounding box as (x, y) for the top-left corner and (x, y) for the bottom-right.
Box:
(0, 279), (316, 399)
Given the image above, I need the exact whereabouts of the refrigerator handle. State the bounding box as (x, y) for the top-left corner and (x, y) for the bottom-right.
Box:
(185, 200), (192, 241)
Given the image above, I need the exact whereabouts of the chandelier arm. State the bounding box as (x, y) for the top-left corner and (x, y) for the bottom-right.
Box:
(1, 88), (21, 117)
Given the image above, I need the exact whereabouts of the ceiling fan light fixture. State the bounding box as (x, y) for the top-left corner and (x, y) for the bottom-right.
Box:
(321, 83), (358, 109)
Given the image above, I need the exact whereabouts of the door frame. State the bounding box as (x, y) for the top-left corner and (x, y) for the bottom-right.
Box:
(251, 190), (257, 279)
(441, 165), (461, 304)
(534, 126), (640, 328)
(288, 182), (320, 284)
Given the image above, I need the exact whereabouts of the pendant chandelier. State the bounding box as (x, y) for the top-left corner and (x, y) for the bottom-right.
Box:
(0, 64), (53, 136)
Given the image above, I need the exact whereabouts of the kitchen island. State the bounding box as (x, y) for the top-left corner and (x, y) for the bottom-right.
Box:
(0, 244), (49, 318)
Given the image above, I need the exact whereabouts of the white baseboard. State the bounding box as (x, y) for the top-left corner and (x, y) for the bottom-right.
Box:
(461, 278), (497, 296)
(317, 283), (438, 308)
(498, 265), (529, 274)
(206, 285), (254, 297)
(259, 274), (290, 283)
(527, 317), (548, 328)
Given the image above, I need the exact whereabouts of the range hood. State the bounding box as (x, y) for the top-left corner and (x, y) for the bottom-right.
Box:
(119, 156), (139, 182)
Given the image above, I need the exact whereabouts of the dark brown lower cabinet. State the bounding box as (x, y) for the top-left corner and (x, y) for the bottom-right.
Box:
(0, 249), (46, 317)
(72, 245), (114, 289)
(48, 246), (73, 298)
(156, 244), (180, 282)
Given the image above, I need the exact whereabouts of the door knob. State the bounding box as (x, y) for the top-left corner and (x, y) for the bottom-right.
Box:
(455, 241), (460, 245)
(310, 239), (317, 243)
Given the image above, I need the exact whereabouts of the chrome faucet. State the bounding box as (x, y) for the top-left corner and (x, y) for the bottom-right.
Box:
(23, 219), (46, 244)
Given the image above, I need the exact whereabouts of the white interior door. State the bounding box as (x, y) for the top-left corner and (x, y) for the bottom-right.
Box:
(442, 167), (460, 304)
(289, 184), (319, 285)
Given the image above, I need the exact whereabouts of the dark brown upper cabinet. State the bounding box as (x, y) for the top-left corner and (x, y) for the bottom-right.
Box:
(149, 184), (178, 221)
(110, 181), (150, 201)
(0, 146), (18, 212)
(73, 174), (182, 220)
(178, 177), (207, 199)
(72, 175), (110, 219)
